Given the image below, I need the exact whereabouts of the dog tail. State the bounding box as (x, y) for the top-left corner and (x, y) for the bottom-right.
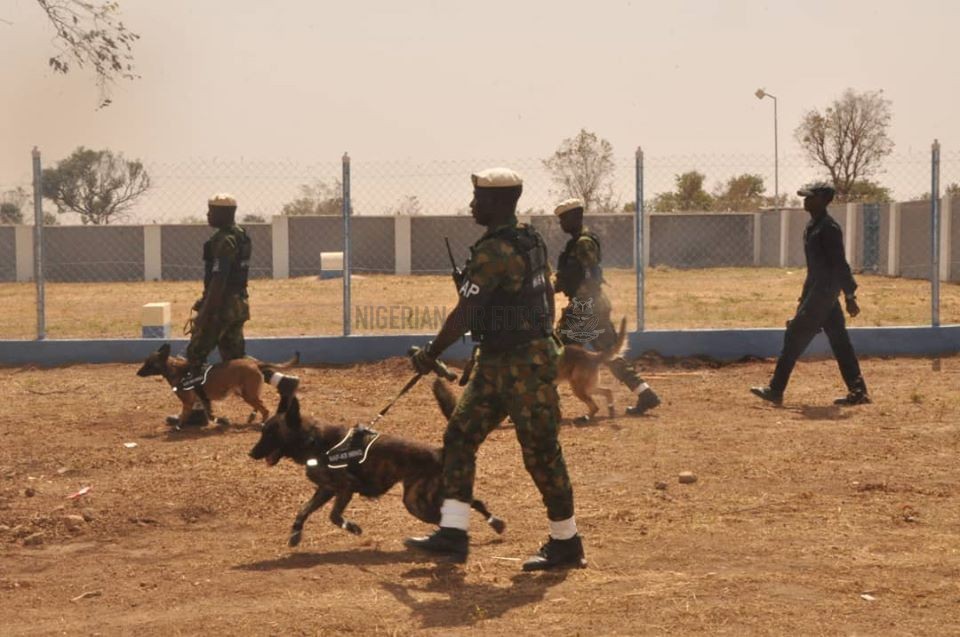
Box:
(257, 351), (300, 373)
(598, 317), (628, 363)
(432, 378), (457, 420)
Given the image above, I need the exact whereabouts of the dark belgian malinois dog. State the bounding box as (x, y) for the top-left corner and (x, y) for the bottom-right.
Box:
(249, 380), (505, 548)
(136, 344), (299, 427)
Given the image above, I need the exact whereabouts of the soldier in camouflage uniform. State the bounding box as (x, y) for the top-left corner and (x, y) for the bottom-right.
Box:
(553, 198), (661, 415)
(405, 167), (586, 571)
(172, 193), (252, 427)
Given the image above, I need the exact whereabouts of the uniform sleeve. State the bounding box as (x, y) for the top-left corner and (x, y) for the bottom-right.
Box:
(822, 223), (857, 296)
(210, 233), (238, 276)
(457, 238), (516, 304)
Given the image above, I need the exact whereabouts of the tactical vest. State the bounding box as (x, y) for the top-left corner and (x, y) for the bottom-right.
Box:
(469, 225), (554, 353)
(556, 230), (603, 297)
(203, 226), (252, 296)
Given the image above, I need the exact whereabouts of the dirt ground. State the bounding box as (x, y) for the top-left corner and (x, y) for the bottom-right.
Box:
(2, 268), (959, 339)
(1, 354), (959, 636)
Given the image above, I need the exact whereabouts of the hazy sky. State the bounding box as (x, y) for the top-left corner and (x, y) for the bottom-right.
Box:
(1, 0), (957, 205)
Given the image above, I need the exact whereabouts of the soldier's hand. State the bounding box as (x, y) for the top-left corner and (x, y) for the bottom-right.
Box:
(845, 296), (860, 318)
(409, 345), (437, 376)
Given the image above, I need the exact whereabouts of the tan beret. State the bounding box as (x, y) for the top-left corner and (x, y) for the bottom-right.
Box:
(471, 167), (523, 188)
(208, 193), (237, 208)
(554, 198), (584, 216)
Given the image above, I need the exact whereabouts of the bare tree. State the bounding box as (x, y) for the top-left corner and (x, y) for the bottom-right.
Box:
(35, 0), (140, 108)
(543, 129), (619, 213)
(42, 147), (151, 225)
(281, 179), (343, 216)
(795, 89), (894, 197)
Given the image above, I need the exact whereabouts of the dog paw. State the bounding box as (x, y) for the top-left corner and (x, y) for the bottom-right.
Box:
(343, 521), (362, 535)
(488, 516), (506, 535)
(574, 415), (591, 425)
(288, 530), (302, 547)
(215, 417), (231, 427)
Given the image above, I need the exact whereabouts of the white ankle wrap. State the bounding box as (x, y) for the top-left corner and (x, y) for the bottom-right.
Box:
(439, 499), (471, 531)
(633, 382), (650, 395)
(549, 516), (578, 540)
(269, 373), (287, 388)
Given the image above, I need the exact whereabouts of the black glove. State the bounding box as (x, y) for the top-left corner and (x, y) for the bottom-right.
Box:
(409, 345), (437, 376)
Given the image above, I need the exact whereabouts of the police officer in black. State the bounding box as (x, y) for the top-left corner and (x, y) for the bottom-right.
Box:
(554, 198), (661, 415)
(751, 182), (870, 406)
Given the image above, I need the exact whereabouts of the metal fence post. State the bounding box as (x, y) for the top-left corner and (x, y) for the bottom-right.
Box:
(931, 140), (940, 327)
(635, 147), (645, 331)
(342, 152), (352, 336)
(31, 146), (46, 340)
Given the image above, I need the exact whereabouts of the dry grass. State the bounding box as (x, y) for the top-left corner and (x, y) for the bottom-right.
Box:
(1, 268), (958, 339)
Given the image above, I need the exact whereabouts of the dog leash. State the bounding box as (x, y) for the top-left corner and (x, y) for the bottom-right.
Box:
(370, 357), (457, 427)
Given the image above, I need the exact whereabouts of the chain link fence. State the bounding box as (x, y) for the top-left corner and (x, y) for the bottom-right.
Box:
(1, 146), (957, 341)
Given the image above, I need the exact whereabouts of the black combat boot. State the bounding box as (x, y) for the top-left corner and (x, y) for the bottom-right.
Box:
(404, 527), (468, 563)
(625, 388), (661, 416)
(522, 535), (587, 571)
(834, 389), (871, 405)
(835, 377), (870, 406)
(750, 386), (784, 405)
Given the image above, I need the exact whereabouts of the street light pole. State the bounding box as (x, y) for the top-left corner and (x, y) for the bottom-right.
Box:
(755, 88), (779, 211)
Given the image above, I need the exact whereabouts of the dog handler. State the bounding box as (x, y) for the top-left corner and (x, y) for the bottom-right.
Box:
(175, 193), (252, 426)
(406, 167), (587, 571)
(554, 198), (661, 415)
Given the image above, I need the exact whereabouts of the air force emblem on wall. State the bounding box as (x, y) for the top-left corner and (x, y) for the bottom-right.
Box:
(559, 297), (605, 344)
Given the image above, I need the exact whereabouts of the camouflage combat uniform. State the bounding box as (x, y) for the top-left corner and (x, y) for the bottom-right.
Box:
(442, 218), (574, 522)
(555, 228), (647, 393)
(185, 224), (252, 364)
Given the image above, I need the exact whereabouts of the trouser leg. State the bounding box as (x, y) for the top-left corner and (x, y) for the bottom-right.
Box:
(770, 305), (828, 394)
(821, 301), (866, 392)
(507, 361), (574, 521)
(441, 365), (506, 505)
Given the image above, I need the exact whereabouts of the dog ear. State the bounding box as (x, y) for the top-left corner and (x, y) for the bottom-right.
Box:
(158, 343), (171, 359)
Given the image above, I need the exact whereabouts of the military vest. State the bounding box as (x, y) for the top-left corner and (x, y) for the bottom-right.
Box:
(203, 225), (252, 296)
(556, 230), (603, 297)
(469, 225), (554, 352)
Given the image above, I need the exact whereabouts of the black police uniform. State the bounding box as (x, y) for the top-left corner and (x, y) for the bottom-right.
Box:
(768, 210), (867, 396)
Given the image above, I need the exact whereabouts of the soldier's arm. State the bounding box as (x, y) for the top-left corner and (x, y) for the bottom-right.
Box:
(822, 224), (857, 297)
(197, 235), (238, 324)
(427, 239), (509, 357)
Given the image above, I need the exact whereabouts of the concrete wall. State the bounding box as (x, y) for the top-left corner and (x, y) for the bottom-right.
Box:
(410, 215), (483, 273)
(758, 211), (780, 266)
(899, 201), (932, 279)
(2, 202), (957, 284)
(876, 204), (891, 275)
(288, 216), (343, 277)
(0, 226), (15, 282)
(951, 198), (960, 281)
(350, 216), (395, 272)
(43, 225), (144, 282)
(649, 213), (755, 268)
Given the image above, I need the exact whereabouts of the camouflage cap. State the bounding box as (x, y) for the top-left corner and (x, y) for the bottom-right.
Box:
(554, 198), (584, 216)
(208, 193), (238, 208)
(471, 167), (523, 189)
(797, 182), (835, 198)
